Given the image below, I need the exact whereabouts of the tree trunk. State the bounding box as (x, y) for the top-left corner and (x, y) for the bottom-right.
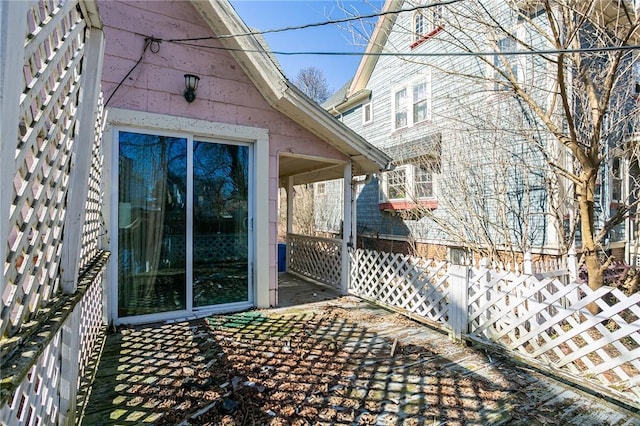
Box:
(578, 171), (603, 314)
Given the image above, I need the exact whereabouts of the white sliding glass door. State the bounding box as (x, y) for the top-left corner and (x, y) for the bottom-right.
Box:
(116, 130), (252, 320)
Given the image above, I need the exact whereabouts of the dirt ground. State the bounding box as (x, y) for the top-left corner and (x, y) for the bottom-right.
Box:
(81, 297), (639, 425)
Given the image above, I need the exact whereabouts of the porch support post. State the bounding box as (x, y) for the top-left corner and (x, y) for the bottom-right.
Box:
(286, 176), (294, 271)
(0, 0), (27, 291)
(61, 27), (105, 294)
(341, 163), (352, 294)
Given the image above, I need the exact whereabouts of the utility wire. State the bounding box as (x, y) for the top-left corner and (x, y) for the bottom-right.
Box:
(166, 0), (464, 43)
(105, 37), (160, 107)
(162, 41), (640, 57)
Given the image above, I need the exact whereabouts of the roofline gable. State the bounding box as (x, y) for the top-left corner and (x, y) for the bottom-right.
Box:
(192, 0), (392, 174)
(348, 0), (403, 99)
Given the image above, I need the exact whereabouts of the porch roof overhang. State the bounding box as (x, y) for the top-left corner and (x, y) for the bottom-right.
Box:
(192, 0), (392, 182)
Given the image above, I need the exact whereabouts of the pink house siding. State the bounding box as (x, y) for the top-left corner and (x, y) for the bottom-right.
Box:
(99, 0), (351, 308)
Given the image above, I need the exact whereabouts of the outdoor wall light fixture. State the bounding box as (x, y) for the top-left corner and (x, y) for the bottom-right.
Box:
(183, 74), (200, 103)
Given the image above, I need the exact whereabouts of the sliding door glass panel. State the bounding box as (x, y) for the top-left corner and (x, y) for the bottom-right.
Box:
(118, 132), (187, 316)
(192, 141), (249, 307)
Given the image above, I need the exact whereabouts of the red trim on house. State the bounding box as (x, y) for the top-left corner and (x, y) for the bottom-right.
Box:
(379, 200), (438, 211)
(410, 26), (444, 49)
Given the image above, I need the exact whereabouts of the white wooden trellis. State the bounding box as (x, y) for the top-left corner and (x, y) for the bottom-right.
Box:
(3, 0), (88, 338)
(466, 268), (640, 403)
(1, 1), (109, 424)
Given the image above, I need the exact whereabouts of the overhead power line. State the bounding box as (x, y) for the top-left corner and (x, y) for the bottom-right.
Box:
(164, 41), (640, 57)
(166, 0), (464, 43)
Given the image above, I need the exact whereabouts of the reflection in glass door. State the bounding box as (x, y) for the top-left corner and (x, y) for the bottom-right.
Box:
(117, 131), (251, 318)
(118, 132), (187, 317)
(192, 142), (249, 307)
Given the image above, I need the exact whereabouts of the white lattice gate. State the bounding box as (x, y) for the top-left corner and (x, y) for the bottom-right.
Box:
(1, 1), (108, 424)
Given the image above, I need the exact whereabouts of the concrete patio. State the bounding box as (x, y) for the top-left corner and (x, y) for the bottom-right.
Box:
(79, 274), (640, 425)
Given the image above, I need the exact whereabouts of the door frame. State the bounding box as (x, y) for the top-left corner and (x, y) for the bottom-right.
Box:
(104, 109), (269, 325)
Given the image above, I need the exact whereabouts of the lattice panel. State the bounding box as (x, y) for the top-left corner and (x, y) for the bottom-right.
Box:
(468, 268), (640, 401)
(287, 234), (342, 288)
(350, 249), (450, 326)
(79, 95), (105, 272)
(3, 0), (86, 338)
(0, 332), (62, 426)
(77, 268), (105, 387)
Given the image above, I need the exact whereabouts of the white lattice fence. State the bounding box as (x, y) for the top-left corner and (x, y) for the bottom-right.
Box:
(3, 0), (87, 339)
(287, 233), (342, 288)
(79, 94), (105, 273)
(0, 255), (108, 426)
(467, 267), (640, 403)
(0, 331), (62, 426)
(349, 248), (450, 327)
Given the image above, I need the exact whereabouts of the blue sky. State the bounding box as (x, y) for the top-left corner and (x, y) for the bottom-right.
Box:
(231, 0), (384, 94)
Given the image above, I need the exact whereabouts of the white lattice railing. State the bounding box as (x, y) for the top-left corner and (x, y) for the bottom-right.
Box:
(349, 248), (640, 408)
(350, 248), (450, 326)
(0, 254), (109, 426)
(1, 1), (108, 424)
(467, 267), (640, 404)
(287, 233), (342, 289)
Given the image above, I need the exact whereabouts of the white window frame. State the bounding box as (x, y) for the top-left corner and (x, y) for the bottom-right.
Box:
(392, 74), (431, 131)
(380, 164), (436, 202)
(413, 11), (426, 42)
(611, 156), (623, 202)
(362, 100), (373, 125)
(393, 87), (408, 130)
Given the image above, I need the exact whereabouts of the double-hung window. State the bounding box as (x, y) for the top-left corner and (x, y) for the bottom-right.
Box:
(394, 88), (408, 129)
(387, 167), (408, 199)
(380, 163), (437, 210)
(393, 76), (430, 130)
(414, 165), (433, 198)
(494, 36), (518, 90)
(414, 12), (425, 42)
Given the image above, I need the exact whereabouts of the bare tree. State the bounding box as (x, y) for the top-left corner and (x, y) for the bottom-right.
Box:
(294, 66), (331, 103)
(343, 1), (640, 302)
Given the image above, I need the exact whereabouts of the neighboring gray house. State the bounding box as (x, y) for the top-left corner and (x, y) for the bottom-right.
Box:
(318, 0), (640, 263)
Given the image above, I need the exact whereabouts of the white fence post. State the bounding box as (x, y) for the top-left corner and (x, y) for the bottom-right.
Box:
(341, 162), (352, 294)
(59, 304), (81, 425)
(0, 0), (28, 293)
(448, 263), (469, 341)
(61, 27), (105, 294)
(523, 251), (533, 275)
(567, 245), (578, 283)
